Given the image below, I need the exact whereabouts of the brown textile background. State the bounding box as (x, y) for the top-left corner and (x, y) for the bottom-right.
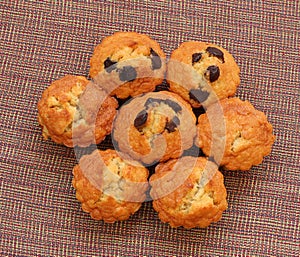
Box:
(0, 1), (299, 256)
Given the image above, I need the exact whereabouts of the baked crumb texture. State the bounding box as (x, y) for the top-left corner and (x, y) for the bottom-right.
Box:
(150, 156), (228, 229)
(167, 41), (240, 108)
(72, 149), (149, 222)
(196, 97), (275, 171)
(37, 75), (118, 147)
(90, 31), (166, 99)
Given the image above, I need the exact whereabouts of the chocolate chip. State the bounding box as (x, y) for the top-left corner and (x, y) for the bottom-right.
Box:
(189, 88), (210, 103)
(150, 48), (162, 70)
(165, 99), (182, 113)
(192, 53), (202, 64)
(165, 122), (176, 132)
(172, 116), (180, 125)
(151, 57), (162, 70)
(144, 97), (163, 108)
(206, 47), (224, 63)
(104, 58), (117, 73)
(205, 65), (220, 82)
(144, 97), (182, 113)
(165, 117), (180, 132)
(119, 66), (137, 82)
(134, 110), (148, 129)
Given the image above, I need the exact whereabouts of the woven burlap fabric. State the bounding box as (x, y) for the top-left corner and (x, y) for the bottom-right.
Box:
(0, 0), (299, 256)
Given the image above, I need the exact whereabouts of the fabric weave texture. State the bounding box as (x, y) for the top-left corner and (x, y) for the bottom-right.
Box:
(0, 1), (299, 256)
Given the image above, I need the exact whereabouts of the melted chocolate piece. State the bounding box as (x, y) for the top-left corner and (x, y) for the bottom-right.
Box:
(206, 47), (224, 63)
(205, 65), (220, 82)
(192, 52), (202, 64)
(165, 99), (182, 113)
(104, 58), (117, 73)
(144, 97), (163, 108)
(134, 110), (148, 129)
(172, 116), (180, 125)
(119, 66), (137, 82)
(144, 97), (182, 113)
(189, 88), (210, 103)
(150, 48), (162, 70)
(165, 117), (180, 132)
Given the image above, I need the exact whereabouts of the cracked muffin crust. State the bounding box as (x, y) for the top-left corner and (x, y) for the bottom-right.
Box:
(72, 149), (149, 222)
(37, 75), (118, 147)
(150, 156), (228, 229)
(112, 91), (197, 165)
(195, 97), (275, 171)
(89, 31), (166, 99)
(167, 41), (240, 108)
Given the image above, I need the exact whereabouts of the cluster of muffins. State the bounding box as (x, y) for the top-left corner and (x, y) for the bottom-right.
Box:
(37, 31), (275, 229)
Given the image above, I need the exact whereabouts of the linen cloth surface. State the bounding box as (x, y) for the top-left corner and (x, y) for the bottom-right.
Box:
(0, 1), (299, 256)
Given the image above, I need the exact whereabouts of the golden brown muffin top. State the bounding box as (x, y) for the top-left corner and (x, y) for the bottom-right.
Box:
(150, 156), (227, 228)
(89, 32), (167, 99)
(38, 75), (118, 147)
(72, 149), (149, 222)
(196, 97), (275, 170)
(90, 31), (166, 78)
(167, 41), (240, 108)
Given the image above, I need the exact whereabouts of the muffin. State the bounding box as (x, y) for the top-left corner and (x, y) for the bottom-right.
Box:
(150, 156), (228, 229)
(167, 41), (240, 108)
(37, 75), (118, 147)
(72, 149), (149, 222)
(195, 97), (275, 171)
(112, 91), (197, 165)
(90, 31), (166, 99)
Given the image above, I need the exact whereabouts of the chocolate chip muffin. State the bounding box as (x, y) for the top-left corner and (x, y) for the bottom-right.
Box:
(195, 97), (275, 171)
(72, 149), (149, 222)
(89, 31), (166, 99)
(150, 156), (228, 229)
(37, 75), (118, 147)
(167, 41), (240, 108)
(112, 91), (197, 165)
